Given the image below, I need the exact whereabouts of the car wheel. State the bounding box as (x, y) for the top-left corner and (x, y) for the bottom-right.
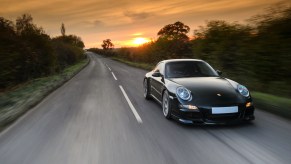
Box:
(143, 79), (151, 100)
(162, 90), (171, 119)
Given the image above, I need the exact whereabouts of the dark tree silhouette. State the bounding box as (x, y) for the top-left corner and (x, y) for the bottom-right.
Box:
(61, 23), (66, 36)
(16, 14), (33, 34)
(0, 17), (14, 34)
(157, 21), (190, 41)
(53, 35), (85, 49)
(0, 14), (85, 89)
(155, 21), (191, 58)
(101, 39), (114, 50)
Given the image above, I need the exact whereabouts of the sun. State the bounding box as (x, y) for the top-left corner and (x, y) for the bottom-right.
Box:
(132, 37), (150, 46)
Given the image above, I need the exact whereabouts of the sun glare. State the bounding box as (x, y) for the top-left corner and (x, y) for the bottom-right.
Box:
(132, 37), (150, 46)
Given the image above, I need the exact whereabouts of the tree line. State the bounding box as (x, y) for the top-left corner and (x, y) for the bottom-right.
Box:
(0, 14), (85, 90)
(89, 3), (291, 97)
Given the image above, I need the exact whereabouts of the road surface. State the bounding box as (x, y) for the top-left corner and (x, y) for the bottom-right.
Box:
(0, 52), (291, 164)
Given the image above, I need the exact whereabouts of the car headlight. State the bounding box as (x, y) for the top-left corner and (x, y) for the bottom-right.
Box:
(176, 86), (192, 101)
(237, 85), (249, 97)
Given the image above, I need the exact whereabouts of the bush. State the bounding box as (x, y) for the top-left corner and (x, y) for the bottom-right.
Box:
(0, 14), (85, 90)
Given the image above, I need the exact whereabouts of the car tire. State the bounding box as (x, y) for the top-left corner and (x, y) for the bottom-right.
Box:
(162, 90), (172, 119)
(143, 79), (151, 100)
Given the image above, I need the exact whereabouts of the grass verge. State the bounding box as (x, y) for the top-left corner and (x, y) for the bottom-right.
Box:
(110, 56), (291, 120)
(252, 92), (291, 119)
(111, 57), (154, 71)
(0, 58), (89, 131)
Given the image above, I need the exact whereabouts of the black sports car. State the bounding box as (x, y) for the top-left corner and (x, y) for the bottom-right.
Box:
(143, 59), (255, 124)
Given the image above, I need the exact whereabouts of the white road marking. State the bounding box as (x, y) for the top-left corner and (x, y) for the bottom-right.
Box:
(111, 72), (117, 80)
(119, 85), (143, 124)
(108, 67), (111, 71)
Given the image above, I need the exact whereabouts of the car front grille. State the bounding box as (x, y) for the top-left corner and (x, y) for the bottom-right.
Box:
(205, 113), (240, 122)
(201, 105), (245, 123)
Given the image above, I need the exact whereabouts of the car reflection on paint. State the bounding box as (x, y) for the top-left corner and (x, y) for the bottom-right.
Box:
(143, 59), (255, 124)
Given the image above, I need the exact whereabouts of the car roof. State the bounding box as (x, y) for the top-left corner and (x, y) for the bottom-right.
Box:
(160, 59), (204, 63)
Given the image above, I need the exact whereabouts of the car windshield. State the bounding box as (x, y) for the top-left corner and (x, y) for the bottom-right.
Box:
(165, 61), (219, 78)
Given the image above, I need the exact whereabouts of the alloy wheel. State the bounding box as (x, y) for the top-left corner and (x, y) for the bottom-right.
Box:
(163, 92), (169, 117)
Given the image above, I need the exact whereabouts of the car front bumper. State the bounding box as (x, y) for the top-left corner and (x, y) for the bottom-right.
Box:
(171, 100), (255, 124)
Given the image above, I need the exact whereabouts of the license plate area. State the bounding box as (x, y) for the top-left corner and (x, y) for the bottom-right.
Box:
(212, 106), (238, 114)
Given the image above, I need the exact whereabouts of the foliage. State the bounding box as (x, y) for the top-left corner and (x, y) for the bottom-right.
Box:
(101, 39), (114, 50)
(246, 3), (291, 93)
(0, 14), (85, 90)
(157, 21), (190, 41)
(52, 40), (85, 70)
(88, 47), (116, 57)
(53, 35), (85, 49)
(61, 23), (66, 36)
(191, 8), (291, 97)
(192, 20), (253, 76)
(88, 39), (115, 56)
(156, 21), (192, 58)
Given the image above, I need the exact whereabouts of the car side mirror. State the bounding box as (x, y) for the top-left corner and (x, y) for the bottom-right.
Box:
(152, 72), (161, 77)
(216, 70), (222, 76)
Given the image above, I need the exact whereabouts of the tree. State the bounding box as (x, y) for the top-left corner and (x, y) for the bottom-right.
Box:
(157, 21), (190, 41)
(101, 39), (114, 50)
(52, 34), (85, 67)
(15, 14), (34, 35)
(0, 17), (21, 88)
(155, 21), (191, 58)
(0, 17), (15, 35)
(53, 35), (85, 49)
(246, 3), (291, 94)
(0, 14), (85, 89)
(15, 14), (56, 78)
(61, 23), (66, 36)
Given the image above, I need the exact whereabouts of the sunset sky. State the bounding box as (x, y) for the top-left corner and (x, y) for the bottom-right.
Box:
(0, 0), (287, 48)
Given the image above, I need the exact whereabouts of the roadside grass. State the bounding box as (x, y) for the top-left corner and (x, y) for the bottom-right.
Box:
(111, 57), (154, 71)
(109, 56), (291, 119)
(0, 58), (89, 131)
(252, 92), (291, 119)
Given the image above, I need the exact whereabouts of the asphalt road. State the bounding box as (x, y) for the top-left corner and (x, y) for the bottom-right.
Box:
(0, 52), (291, 164)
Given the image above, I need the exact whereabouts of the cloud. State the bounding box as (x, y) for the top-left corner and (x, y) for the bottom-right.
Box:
(132, 33), (143, 36)
(94, 20), (104, 26)
(124, 11), (153, 21)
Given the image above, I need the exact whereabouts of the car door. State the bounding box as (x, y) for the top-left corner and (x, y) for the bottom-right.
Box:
(150, 62), (165, 102)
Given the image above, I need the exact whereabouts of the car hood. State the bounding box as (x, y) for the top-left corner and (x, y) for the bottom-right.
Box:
(169, 77), (245, 106)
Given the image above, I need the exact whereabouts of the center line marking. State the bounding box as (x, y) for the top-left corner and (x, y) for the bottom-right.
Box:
(111, 72), (117, 80)
(119, 85), (143, 124)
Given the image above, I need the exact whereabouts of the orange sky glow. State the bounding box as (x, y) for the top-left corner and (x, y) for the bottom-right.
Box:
(0, 0), (288, 48)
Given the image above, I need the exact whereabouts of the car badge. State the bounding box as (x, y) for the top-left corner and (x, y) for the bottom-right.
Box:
(217, 94), (222, 96)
